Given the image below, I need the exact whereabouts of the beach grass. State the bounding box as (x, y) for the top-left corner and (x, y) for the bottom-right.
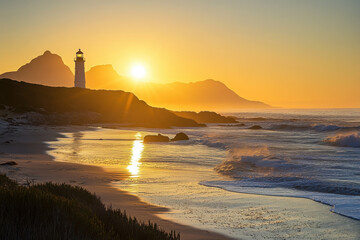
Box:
(0, 174), (180, 240)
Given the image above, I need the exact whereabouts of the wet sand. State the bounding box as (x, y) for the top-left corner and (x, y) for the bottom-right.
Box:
(0, 124), (233, 240)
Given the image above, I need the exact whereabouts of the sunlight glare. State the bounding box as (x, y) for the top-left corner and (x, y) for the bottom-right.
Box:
(130, 64), (147, 79)
(135, 132), (142, 139)
(127, 140), (144, 177)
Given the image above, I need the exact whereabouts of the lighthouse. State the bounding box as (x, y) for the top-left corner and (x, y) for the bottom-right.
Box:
(74, 49), (86, 88)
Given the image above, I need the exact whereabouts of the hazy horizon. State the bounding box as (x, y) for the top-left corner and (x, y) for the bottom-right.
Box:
(1, 0), (359, 108)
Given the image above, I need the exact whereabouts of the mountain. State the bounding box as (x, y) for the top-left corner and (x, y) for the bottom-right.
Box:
(0, 78), (203, 128)
(132, 79), (269, 111)
(0, 51), (270, 110)
(0, 51), (74, 87)
(85, 65), (270, 110)
(86, 65), (130, 90)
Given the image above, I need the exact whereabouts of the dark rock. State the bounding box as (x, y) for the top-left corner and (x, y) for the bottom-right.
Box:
(249, 125), (263, 130)
(171, 132), (189, 141)
(218, 123), (245, 127)
(0, 161), (17, 166)
(173, 111), (237, 124)
(143, 134), (170, 143)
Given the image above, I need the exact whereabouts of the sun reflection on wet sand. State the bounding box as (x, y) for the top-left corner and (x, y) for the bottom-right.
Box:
(127, 133), (144, 177)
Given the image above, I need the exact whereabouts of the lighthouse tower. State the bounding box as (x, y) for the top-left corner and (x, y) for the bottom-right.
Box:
(74, 49), (86, 88)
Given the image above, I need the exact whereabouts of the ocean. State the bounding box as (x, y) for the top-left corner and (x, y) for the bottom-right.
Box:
(47, 109), (360, 239)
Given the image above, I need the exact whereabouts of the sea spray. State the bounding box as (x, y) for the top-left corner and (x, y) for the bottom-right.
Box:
(215, 146), (271, 177)
(214, 146), (301, 179)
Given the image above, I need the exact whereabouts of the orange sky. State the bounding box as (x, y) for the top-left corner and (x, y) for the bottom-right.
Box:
(0, 1), (359, 108)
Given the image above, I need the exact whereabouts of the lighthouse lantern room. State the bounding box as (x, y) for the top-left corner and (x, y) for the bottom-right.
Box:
(74, 49), (86, 88)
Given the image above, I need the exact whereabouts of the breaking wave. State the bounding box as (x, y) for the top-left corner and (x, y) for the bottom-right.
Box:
(214, 146), (299, 178)
(214, 146), (360, 196)
(208, 145), (360, 219)
(324, 132), (360, 148)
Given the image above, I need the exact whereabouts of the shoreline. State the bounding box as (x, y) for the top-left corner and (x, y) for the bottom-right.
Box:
(199, 182), (360, 221)
(0, 124), (233, 240)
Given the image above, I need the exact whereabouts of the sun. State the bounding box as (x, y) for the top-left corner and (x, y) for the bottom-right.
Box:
(130, 64), (147, 80)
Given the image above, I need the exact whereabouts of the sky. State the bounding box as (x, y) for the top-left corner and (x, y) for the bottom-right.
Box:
(0, 0), (359, 108)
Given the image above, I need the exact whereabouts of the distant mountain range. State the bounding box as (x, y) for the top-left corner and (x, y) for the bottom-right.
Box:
(86, 65), (269, 110)
(0, 51), (270, 110)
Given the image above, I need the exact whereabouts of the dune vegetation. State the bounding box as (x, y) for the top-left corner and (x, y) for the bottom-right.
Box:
(0, 174), (180, 240)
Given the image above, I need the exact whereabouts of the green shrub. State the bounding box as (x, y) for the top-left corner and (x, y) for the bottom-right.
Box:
(0, 174), (180, 240)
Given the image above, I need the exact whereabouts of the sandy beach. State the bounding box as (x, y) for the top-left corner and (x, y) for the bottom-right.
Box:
(0, 124), (233, 240)
(1, 122), (360, 240)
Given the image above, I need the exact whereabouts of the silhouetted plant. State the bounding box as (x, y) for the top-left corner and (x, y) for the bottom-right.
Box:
(0, 174), (180, 240)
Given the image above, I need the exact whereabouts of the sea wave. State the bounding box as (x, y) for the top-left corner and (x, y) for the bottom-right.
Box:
(312, 124), (341, 131)
(201, 180), (360, 220)
(214, 146), (300, 178)
(324, 132), (360, 148)
(217, 121), (360, 133)
(268, 124), (310, 131)
(235, 117), (301, 122)
(213, 146), (360, 194)
(203, 177), (360, 197)
(269, 123), (360, 132)
(208, 143), (360, 220)
(200, 139), (230, 150)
